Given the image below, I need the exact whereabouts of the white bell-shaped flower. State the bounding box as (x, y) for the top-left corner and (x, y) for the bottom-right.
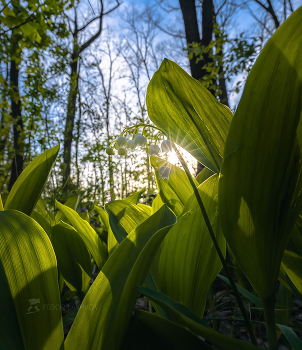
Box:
(126, 140), (136, 149)
(161, 140), (173, 153)
(159, 166), (171, 180)
(116, 136), (128, 148)
(134, 134), (147, 147)
(148, 144), (160, 156)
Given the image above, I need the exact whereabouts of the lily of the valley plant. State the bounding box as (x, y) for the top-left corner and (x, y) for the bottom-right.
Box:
(1, 8), (302, 350)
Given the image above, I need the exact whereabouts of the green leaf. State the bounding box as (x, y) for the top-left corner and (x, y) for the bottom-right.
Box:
(277, 324), (302, 350)
(196, 167), (215, 184)
(158, 174), (225, 317)
(0, 194), (3, 211)
(51, 221), (91, 300)
(115, 222), (176, 349)
(125, 187), (146, 204)
(106, 200), (150, 254)
(138, 203), (152, 215)
(151, 156), (198, 216)
(276, 283), (292, 326)
(151, 194), (164, 214)
(55, 201), (107, 270)
(135, 310), (213, 350)
(64, 205), (176, 350)
(137, 286), (259, 350)
(31, 209), (52, 238)
(62, 308), (78, 328)
(219, 8), (302, 302)
(146, 59), (232, 173)
(55, 196), (80, 225)
(5, 145), (59, 216)
(0, 257), (24, 349)
(281, 220), (302, 294)
(0, 210), (63, 349)
(217, 275), (263, 308)
(94, 205), (110, 232)
(20, 23), (41, 42)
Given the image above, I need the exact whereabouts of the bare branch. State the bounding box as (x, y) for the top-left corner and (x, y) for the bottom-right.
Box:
(79, 0), (120, 54)
(0, 0), (12, 14)
(287, 0), (294, 13)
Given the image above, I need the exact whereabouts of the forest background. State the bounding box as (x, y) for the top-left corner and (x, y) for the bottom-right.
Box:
(0, 0), (300, 208)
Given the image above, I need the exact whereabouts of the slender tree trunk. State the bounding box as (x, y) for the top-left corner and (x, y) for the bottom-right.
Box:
(218, 71), (229, 107)
(63, 37), (79, 189)
(214, 24), (229, 107)
(0, 63), (9, 156)
(105, 108), (114, 200)
(8, 54), (23, 190)
(75, 72), (82, 189)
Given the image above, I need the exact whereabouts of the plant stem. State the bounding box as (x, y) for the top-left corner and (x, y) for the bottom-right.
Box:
(172, 142), (258, 346)
(263, 300), (278, 350)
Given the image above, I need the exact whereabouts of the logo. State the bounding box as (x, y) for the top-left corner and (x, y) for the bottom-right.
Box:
(26, 298), (40, 314)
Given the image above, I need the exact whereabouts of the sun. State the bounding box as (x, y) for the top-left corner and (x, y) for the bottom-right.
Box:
(167, 151), (179, 165)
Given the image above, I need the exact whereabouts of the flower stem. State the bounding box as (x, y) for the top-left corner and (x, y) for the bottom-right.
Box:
(172, 142), (258, 346)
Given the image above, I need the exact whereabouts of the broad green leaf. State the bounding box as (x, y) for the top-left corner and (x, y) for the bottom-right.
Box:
(64, 205), (175, 350)
(146, 58), (232, 173)
(36, 198), (53, 221)
(217, 275), (263, 308)
(125, 187), (146, 204)
(219, 8), (302, 302)
(279, 265), (302, 302)
(5, 145), (59, 216)
(151, 194), (164, 214)
(94, 205), (110, 232)
(0, 194), (3, 211)
(0, 210), (63, 350)
(0, 258), (24, 349)
(55, 196), (80, 225)
(31, 209), (52, 238)
(106, 200), (150, 254)
(137, 286), (259, 350)
(277, 324), (302, 350)
(196, 167), (215, 184)
(135, 286), (208, 327)
(281, 219), (302, 293)
(150, 156), (197, 216)
(51, 222), (91, 301)
(106, 199), (164, 315)
(115, 222), (176, 350)
(138, 203), (152, 215)
(158, 174), (225, 317)
(56, 201), (107, 270)
(79, 211), (89, 222)
(135, 310), (213, 350)
(63, 309), (78, 328)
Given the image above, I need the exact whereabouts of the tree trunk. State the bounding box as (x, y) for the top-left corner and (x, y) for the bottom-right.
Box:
(63, 39), (79, 189)
(179, 0), (214, 174)
(8, 56), (23, 191)
(214, 24), (229, 107)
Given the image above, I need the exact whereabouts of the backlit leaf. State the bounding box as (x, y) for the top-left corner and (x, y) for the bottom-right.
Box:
(5, 145), (59, 216)
(146, 59), (232, 173)
(219, 8), (302, 302)
(0, 210), (63, 350)
(158, 174), (225, 317)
